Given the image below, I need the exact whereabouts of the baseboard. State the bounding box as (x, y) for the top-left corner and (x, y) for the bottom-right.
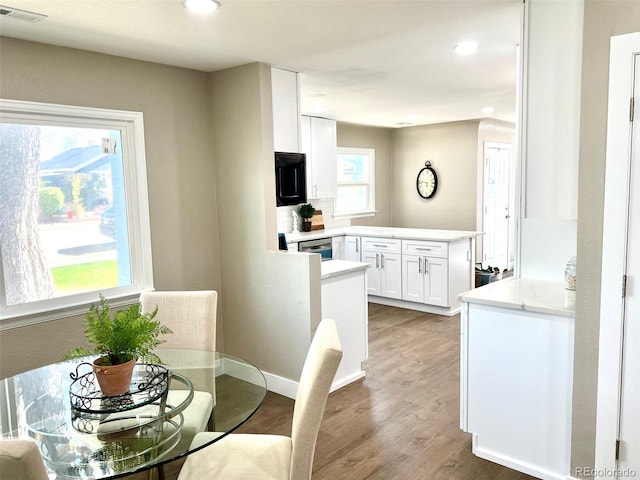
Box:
(330, 371), (365, 392)
(261, 371), (299, 399)
(472, 435), (568, 480)
(368, 296), (460, 316)
(261, 369), (365, 399)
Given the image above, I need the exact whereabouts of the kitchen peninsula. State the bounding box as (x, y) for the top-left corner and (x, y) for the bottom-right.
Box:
(288, 226), (481, 316)
(458, 278), (575, 480)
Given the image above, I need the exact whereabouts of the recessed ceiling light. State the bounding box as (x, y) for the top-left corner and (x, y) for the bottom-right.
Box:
(482, 106), (495, 114)
(182, 0), (221, 14)
(454, 41), (478, 56)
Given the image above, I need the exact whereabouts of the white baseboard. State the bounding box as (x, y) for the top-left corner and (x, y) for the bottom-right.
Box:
(472, 435), (567, 480)
(261, 369), (365, 400)
(262, 371), (299, 399)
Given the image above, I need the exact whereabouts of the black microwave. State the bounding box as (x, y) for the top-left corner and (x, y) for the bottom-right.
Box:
(275, 152), (307, 206)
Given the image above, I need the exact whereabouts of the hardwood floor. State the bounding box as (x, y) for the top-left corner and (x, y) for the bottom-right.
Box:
(146, 303), (536, 480)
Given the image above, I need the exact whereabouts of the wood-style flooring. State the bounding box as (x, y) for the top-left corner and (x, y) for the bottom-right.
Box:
(134, 303), (536, 480)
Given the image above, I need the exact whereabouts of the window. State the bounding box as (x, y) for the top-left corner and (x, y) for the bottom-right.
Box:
(0, 100), (153, 328)
(334, 147), (375, 218)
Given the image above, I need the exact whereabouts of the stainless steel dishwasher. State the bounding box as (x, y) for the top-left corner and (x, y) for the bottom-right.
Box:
(298, 237), (333, 261)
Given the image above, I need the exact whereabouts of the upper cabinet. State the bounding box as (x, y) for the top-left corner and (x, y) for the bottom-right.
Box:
(301, 115), (337, 199)
(271, 67), (301, 153)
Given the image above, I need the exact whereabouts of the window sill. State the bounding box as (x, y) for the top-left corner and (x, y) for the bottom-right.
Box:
(333, 210), (377, 220)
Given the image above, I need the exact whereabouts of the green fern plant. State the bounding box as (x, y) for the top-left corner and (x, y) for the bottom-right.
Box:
(63, 295), (172, 366)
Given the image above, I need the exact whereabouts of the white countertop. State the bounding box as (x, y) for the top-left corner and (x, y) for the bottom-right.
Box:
(321, 260), (369, 280)
(286, 226), (482, 244)
(458, 277), (575, 318)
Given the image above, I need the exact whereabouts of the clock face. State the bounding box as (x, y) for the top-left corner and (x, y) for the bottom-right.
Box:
(417, 167), (438, 199)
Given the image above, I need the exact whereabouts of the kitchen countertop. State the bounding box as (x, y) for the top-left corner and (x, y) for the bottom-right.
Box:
(286, 226), (482, 244)
(321, 259), (369, 280)
(458, 277), (575, 317)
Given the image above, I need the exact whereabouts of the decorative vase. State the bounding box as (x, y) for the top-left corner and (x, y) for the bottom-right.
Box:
(92, 357), (136, 396)
(303, 220), (312, 232)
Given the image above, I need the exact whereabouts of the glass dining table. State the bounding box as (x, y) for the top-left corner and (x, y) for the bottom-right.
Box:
(0, 349), (267, 479)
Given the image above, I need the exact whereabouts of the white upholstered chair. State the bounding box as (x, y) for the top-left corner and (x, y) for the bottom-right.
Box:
(0, 439), (49, 480)
(177, 318), (343, 480)
(140, 291), (218, 445)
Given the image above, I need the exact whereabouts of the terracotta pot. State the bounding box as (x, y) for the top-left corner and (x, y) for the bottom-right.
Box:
(92, 357), (136, 396)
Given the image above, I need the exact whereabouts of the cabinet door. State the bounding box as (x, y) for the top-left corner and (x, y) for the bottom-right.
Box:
(380, 252), (402, 299)
(425, 256), (449, 306)
(271, 68), (300, 153)
(303, 116), (337, 199)
(402, 254), (424, 303)
(362, 251), (380, 296)
(331, 236), (344, 260)
(344, 236), (361, 261)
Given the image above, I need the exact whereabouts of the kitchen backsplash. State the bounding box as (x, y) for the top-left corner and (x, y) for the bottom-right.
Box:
(277, 198), (350, 234)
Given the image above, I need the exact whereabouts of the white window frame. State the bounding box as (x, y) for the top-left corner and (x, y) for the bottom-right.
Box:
(334, 147), (376, 218)
(0, 99), (154, 330)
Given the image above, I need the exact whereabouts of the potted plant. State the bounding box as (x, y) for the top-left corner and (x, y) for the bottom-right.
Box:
(298, 203), (316, 232)
(63, 295), (172, 396)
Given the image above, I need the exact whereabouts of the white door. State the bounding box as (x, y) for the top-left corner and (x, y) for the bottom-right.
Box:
(482, 142), (512, 271)
(379, 253), (402, 299)
(402, 255), (424, 303)
(618, 54), (640, 475)
(425, 256), (449, 307)
(596, 32), (640, 477)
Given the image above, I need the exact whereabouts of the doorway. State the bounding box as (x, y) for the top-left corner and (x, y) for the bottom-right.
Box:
(482, 142), (513, 272)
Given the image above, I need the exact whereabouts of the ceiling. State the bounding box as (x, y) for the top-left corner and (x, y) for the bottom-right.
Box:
(0, 0), (522, 128)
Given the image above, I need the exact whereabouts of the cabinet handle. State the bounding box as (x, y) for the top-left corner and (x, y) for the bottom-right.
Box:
(418, 257), (422, 274)
(373, 244), (388, 248)
(424, 257), (429, 275)
(416, 247), (432, 251)
(376, 253), (379, 269)
(356, 238), (359, 253)
(381, 253), (384, 269)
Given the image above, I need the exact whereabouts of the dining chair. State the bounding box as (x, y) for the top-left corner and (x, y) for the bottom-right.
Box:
(140, 291), (218, 446)
(0, 439), (49, 480)
(176, 318), (343, 480)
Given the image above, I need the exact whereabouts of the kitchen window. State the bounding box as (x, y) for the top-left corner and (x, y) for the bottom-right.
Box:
(0, 99), (153, 328)
(334, 147), (376, 218)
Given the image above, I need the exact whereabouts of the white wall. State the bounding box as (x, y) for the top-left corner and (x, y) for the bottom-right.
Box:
(519, 0), (584, 280)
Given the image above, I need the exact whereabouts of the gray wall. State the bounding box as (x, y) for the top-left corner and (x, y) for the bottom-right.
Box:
(572, 1), (640, 476)
(337, 122), (394, 227)
(391, 120), (480, 230)
(0, 37), (222, 378)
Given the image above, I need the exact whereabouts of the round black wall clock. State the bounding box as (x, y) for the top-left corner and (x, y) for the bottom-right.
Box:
(416, 161), (438, 199)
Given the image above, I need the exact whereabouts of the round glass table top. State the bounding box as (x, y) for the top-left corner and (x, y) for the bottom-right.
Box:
(0, 349), (267, 479)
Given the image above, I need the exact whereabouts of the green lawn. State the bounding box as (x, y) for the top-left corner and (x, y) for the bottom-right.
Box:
(51, 260), (118, 293)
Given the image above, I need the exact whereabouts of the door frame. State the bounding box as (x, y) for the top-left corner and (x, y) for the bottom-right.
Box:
(481, 141), (514, 271)
(595, 31), (640, 474)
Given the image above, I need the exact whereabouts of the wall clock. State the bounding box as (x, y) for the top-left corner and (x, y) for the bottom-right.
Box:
(416, 161), (438, 199)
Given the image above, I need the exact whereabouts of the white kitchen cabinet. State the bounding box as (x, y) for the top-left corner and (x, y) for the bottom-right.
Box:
(301, 115), (337, 199)
(402, 254), (449, 306)
(331, 236), (344, 260)
(287, 242), (298, 252)
(402, 240), (449, 307)
(321, 263), (368, 390)
(362, 237), (402, 299)
(271, 67), (300, 153)
(344, 235), (361, 261)
(459, 284), (575, 480)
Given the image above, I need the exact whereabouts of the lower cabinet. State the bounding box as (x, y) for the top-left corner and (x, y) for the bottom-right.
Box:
(331, 236), (344, 260)
(361, 237), (402, 299)
(402, 254), (448, 306)
(344, 235), (361, 261)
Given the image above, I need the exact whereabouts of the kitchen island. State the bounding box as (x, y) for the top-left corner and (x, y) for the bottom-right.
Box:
(320, 259), (369, 390)
(288, 226), (481, 316)
(459, 278), (575, 480)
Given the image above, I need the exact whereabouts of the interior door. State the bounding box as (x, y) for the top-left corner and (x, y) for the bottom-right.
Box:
(618, 54), (640, 474)
(482, 142), (512, 271)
